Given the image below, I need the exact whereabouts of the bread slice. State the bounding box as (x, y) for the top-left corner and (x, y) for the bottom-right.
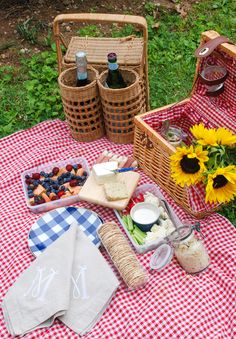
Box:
(104, 181), (128, 201)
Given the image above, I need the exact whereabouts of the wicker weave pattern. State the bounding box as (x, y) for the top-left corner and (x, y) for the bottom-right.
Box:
(53, 14), (149, 111)
(58, 66), (105, 142)
(134, 31), (236, 218)
(62, 61), (147, 114)
(64, 37), (144, 65)
(98, 68), (142, 144)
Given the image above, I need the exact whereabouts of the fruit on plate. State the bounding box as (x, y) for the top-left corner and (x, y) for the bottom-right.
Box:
(25, 163), (88, 206)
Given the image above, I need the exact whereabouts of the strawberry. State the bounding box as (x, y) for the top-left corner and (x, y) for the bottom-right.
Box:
(52, 167), (59, 175)
(66, 164), (73, 172)
(51, 196), (58, 201)
(69, 179), (78, 187)
(57, 190), (65, 198)
(32, 173), (40, 180)
(25, 178), (33, 185)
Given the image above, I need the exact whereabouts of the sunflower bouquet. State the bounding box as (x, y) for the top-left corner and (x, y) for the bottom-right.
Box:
(170, 123), (236, 204)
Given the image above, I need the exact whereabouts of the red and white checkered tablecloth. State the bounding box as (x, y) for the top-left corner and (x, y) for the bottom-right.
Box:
(0, 119), (235, 339)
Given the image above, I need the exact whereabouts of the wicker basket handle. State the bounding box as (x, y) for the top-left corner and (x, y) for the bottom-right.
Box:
(53, 13), (148, 73)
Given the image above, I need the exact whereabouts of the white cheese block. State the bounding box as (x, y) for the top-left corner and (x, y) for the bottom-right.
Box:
(92, 161), (118, 185)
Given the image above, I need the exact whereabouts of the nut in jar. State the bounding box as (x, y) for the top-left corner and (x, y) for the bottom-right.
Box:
(150, 222), (210, 274)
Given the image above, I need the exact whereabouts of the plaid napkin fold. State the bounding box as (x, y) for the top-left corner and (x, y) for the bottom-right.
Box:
(1, 222), (119, 337)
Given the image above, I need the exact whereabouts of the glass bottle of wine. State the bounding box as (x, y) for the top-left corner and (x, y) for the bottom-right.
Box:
(75, 51), (90, 87)
(105, 52), (127, 89)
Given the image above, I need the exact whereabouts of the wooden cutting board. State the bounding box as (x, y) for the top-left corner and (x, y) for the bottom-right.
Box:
(78, 171), (140, 210)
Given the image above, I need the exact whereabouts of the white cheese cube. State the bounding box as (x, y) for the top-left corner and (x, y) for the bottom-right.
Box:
(92, 161), (118, 185)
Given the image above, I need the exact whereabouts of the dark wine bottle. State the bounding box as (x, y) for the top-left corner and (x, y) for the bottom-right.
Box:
(75, 51), (90, 87)
(105, 52), (127, 89)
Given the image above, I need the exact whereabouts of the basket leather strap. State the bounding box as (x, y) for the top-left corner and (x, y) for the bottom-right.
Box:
(195, 36), (231, 58)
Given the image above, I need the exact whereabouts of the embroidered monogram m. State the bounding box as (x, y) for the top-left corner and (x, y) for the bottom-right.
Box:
(24, 267), (58, 302)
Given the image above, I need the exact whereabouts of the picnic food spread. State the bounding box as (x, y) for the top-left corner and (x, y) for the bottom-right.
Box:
(1, 19), (236, 339)
(24, 162), (88, 206)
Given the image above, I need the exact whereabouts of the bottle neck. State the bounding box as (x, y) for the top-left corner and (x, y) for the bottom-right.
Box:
(77, 70), (87, 80)
(108, 61), (118, 71)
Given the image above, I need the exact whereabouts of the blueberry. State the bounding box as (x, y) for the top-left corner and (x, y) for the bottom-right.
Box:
(65, 172), (71, 177)
(25, 174), (30, 179)
(76, 176), (82, 181)
(44, 173), (49, 178)
(29, 193), (34, 198)
(73, 165), (78, 171)
(80, 175), (86, 181)
(83, 171), (88, 177)
(48, 172), (54, 177)
(40, 171), (45, 176)
(71, 174), (76, 179)
(44, 178), (50, 182)
(60, 186), (66, 191)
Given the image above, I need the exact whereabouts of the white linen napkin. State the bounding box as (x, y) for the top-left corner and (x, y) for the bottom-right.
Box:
(1, 222), (119, 336)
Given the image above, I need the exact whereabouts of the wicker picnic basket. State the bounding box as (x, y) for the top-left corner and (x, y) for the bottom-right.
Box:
(53, 13), (149, 113)
(98, 68), (142, 144)
(133, 30), (236, 219)
(58, 66), (105, 142)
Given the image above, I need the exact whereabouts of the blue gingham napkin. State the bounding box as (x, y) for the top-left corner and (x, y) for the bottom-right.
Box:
(2, 222), (119, 336)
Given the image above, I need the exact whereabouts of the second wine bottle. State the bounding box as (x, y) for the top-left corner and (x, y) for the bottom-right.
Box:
(105, 52), (127, 89)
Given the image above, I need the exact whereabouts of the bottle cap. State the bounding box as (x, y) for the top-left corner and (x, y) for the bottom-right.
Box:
(107, 52), (117, 62)
(76, 51), (86, 58)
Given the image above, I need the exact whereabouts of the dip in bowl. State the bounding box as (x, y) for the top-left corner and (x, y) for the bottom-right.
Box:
(130, 202), (160, 232)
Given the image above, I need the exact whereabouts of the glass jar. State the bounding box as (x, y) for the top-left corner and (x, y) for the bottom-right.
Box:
(160, 124), (187, 147)
(150, 223), (210, 274)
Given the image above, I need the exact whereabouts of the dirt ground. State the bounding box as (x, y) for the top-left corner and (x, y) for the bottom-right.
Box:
(0, 0), (197, 66)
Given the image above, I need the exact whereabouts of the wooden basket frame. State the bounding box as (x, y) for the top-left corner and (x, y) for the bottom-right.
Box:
(53, 13), (149, 109)
(134, 30), (236, 218)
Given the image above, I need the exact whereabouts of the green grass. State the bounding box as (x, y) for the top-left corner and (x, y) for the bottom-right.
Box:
(0, 0), (235, 225)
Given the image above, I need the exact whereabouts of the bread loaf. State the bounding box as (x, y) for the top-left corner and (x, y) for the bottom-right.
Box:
(104, 181), (128, 201)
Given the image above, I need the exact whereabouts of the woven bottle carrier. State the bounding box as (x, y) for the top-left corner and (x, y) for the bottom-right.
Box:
(98, 68), (142, 144)
(53, 13), (149, 116)
(58, 66), (105, 142)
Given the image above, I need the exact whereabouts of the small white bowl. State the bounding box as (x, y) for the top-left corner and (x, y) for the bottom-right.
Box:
(130, 202), (160, 232)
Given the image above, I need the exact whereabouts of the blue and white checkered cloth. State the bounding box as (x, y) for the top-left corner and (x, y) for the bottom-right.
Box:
(28, 207), (102, 256)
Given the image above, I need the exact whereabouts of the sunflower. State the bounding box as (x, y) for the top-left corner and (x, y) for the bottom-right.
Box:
(215, 127), (236, 146)
(190, 123), (207, 140)
(205, 165), (236, 204)
(190, 124), (218, 146)
(170, 145), (209, 187)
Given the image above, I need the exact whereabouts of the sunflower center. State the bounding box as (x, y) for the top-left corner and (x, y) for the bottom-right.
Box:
(213, 175), (228, 188)
(180, 155), (200, 174)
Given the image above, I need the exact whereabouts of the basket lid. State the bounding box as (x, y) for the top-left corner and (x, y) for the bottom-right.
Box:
(64, 36), (144, 66)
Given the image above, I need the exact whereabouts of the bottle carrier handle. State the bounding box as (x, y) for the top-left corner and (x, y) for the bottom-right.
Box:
(53, 13), (148, 73)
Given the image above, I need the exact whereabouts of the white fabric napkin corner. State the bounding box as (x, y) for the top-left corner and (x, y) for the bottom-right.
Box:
(1, 222), (119, 336)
